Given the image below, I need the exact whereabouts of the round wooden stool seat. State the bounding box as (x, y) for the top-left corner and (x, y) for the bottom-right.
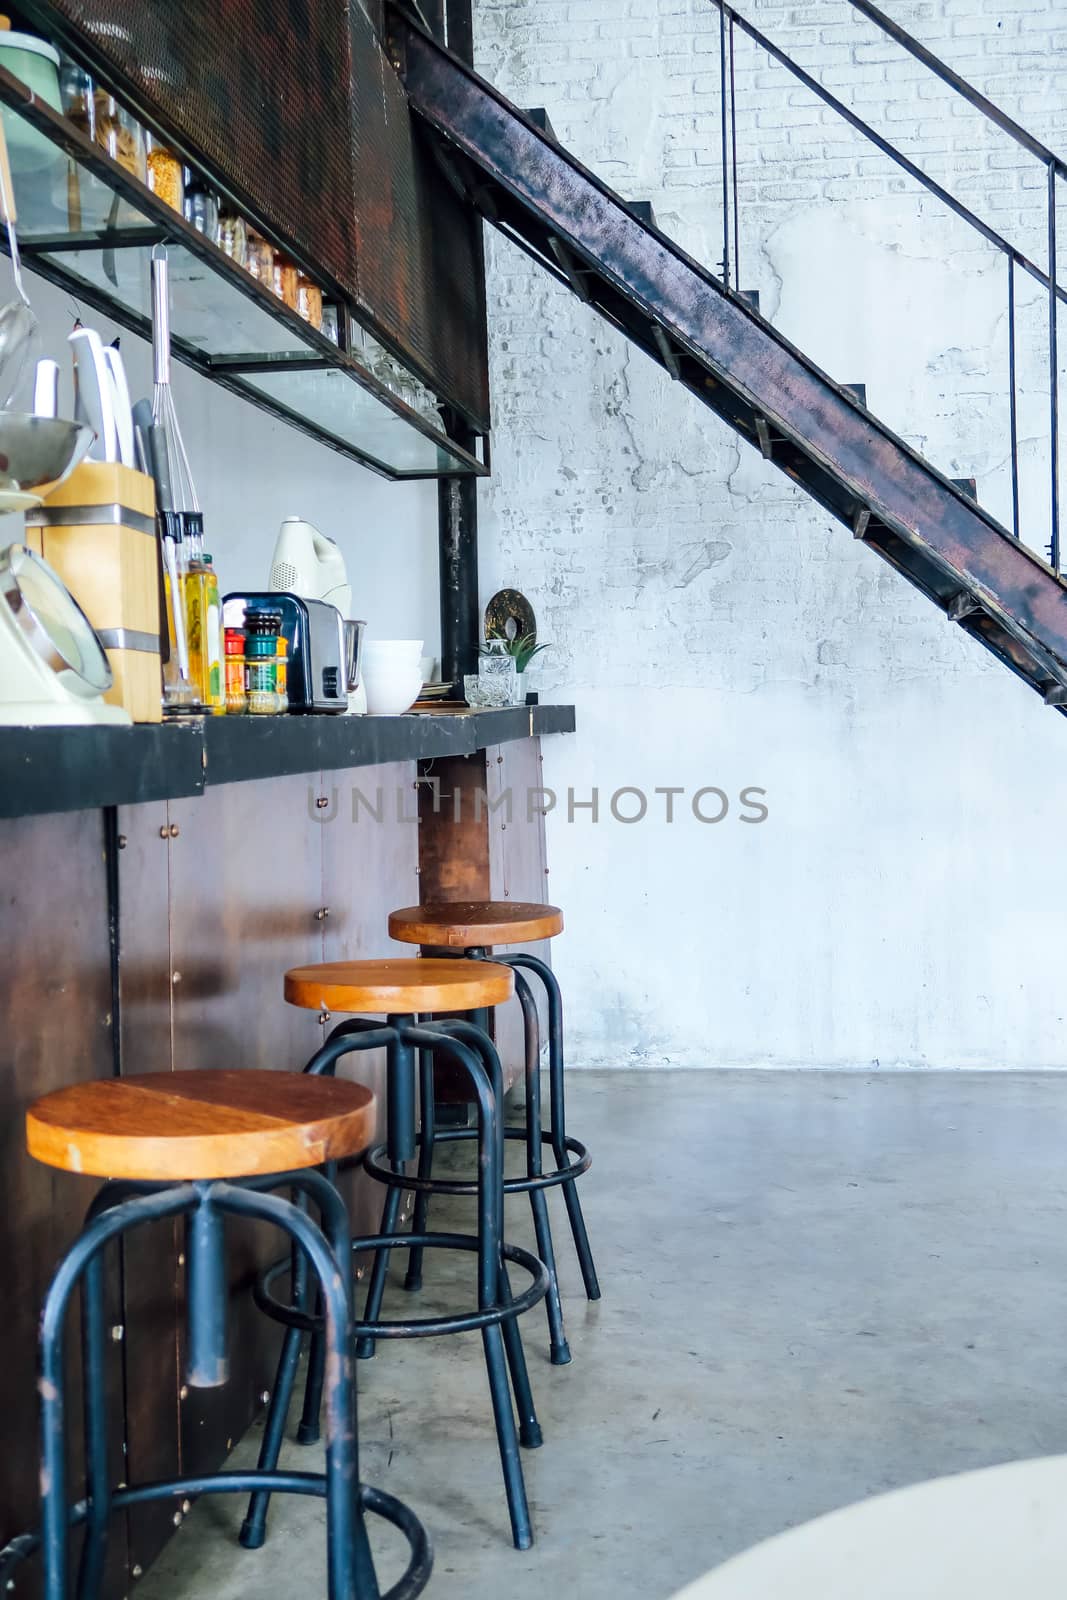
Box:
(284, 957), (515, 1015)
(388, 900), (563, 949)
(26, 1069), (376, 1182)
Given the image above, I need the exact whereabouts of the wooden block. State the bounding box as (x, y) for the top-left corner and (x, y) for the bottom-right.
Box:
(31, 462), (163, 722)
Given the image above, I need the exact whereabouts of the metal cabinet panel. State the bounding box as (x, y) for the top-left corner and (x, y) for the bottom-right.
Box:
(0, 808), (126, 1594)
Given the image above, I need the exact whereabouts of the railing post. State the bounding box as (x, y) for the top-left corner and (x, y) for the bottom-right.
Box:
(718, 1), (732, 288)
(729, 14), (740, 286)
(1008, 255), (1020, 541)
(1049, 161), (1060, 571)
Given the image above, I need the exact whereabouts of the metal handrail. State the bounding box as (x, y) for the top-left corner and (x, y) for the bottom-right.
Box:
(850, 0), (1067, 182)
(712, 0), (1062, 568)
(721, 3), (1065, 311)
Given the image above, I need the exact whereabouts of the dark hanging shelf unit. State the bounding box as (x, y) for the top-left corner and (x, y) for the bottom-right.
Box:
(0, 61), (489, 481)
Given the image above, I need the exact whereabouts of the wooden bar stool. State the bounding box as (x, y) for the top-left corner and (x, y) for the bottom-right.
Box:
(387, 902), (600, 1367)
(0, 1069), (432, 1600)
(250, 961), (550, 1552)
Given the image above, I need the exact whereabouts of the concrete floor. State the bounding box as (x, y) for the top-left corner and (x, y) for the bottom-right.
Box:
(141, 1070), (1067, 1599)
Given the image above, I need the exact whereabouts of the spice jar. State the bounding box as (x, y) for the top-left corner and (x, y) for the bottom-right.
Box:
(246, 228), (274, 286)
(91, 91), (146, 179)
(183, 174), (219, 243)
(272, 255), (299, 312)
(243, 607), (282, 715)
(296, 271), (323, 331)
(218, 205), (247, 268)
(224, 627), (246, 714)
(275, 635), (289, 713)
(145, 133), (183, 212)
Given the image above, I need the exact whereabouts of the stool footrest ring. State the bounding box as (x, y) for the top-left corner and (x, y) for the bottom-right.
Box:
(255, 1233), (549, 1339)
(0, 1473), (432, 1600)
(363, 1131), (591, 1197)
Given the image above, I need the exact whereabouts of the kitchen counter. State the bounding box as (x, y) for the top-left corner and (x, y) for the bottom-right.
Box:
(0, 703), (576, 818)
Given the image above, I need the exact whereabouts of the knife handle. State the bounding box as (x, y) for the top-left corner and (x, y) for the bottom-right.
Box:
(32, 359), (59, 419)
(103, 344), (135, 467)
(69, 327), (118, 464)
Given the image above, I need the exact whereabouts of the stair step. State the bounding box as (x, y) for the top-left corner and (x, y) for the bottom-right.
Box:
(736, 289), (761, 313)
(547, 235), (592, 301)
(947, 591), (983, 622)
(952, 477), (978, 501)
(652, 324), (683, 381)
(629, 200), (658, 228)
(755, 417), (776, 460)
(841, 383), (868, 408)
(525, 107), (559, 142)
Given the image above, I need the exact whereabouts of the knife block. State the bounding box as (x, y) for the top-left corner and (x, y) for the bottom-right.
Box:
(26, 462), (163, 723)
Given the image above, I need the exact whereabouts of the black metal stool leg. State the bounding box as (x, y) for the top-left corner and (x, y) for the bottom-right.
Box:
(240, 1209), (313, 1548)
(509, 952), (601, 1302)
(402, 1025), (536, 1550)
(38, 1185), (200, 1600)
(424, 1016), (548, 1423)
(74, 1246), (111, 1600)
(238, 1320), (305, 1548)
(497, 1259), (543, 1448)
(298, 1158), (337, 1447)
(221, 1178), (382, 1600)
(481, 1322), (531, 1548)
(404, 1045), (437, 1293)
(357, 1183), (402, 1360)
(298, 1298), (326, 1444)
(513, 969), (571, 1364)
(358, 1019), (417, 1360)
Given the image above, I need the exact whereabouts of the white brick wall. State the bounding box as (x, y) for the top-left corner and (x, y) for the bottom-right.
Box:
(473, 0), (1067, 1069)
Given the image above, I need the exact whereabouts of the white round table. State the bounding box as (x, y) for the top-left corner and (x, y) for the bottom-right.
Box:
(671, 1455), (1067, 1599)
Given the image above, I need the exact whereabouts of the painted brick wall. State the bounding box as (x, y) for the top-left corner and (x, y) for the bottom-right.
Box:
(473, 0), (1067, 1068)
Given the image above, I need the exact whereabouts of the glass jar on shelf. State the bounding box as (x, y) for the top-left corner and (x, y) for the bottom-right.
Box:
(296, 270), (323, 330)
(60, 60), (94, 137)
(59, 60), (93, 230)
(91, 90), (146, 180)
(320, 303), (340, 345)
(183, 173), (219, 242)
(218, 204), (247, 267)
(272, 254), (299, 312)
(145, 133), (183, 212)
(245, 227), (274, 286)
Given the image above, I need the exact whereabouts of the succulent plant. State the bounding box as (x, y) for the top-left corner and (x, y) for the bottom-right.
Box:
(483, 631), (550, 673)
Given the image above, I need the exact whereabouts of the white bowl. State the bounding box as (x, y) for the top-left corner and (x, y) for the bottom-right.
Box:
(362, 658), (424, 715)
(364, 638), (423, 656)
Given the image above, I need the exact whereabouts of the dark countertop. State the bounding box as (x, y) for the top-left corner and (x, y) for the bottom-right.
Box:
(0, 704), (576, 819)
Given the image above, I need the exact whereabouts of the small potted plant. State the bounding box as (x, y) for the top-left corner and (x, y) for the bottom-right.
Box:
(487, 630), (550, 704)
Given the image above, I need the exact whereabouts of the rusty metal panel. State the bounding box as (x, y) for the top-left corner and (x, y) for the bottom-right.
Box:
(22, 0), (489, 429)
(349, 3), (489, 426)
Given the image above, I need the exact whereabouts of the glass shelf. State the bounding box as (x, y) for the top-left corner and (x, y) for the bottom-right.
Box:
(0, 63), (487, 480)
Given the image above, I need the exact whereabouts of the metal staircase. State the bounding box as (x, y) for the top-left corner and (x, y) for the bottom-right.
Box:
(387, 3), (1067, 712)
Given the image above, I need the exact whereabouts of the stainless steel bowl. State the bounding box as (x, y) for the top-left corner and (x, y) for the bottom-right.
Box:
(0, 413), (93, 494)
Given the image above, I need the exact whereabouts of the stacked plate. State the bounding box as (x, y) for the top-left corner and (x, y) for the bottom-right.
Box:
(417, 680), (453, 700)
